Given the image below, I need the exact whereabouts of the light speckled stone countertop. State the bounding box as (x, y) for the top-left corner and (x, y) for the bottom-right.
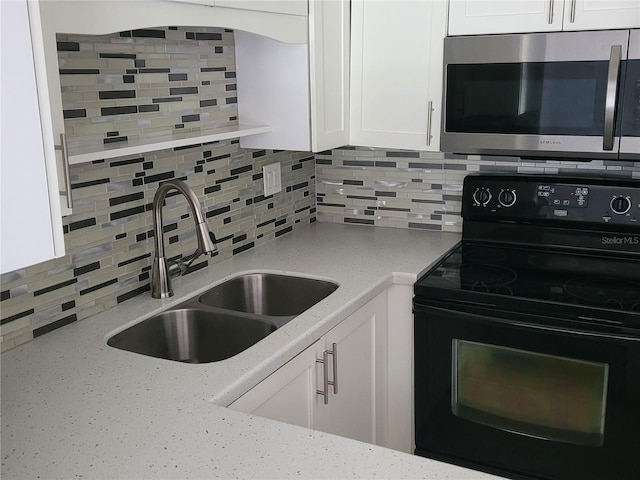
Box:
(1, 223), (502, 479)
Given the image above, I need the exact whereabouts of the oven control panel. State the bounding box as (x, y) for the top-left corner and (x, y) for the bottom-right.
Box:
(463, 174), (640, 228)
(536, 184), (589, 209)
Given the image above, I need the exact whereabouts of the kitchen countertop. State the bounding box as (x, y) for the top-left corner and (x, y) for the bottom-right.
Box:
(1, 223), (501, 479)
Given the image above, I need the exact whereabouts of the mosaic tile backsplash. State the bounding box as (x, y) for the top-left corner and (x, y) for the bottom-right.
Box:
(57, 26), (239, 151)
(1, 25), (639, 352)
(0, 143), (315, 351)
(316, 148), (640, 232)
(0, 27), (315, 351)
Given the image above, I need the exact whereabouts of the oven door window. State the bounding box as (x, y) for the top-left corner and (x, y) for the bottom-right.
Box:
(445, 61), (608, 136)
(452, 340), (608, 446)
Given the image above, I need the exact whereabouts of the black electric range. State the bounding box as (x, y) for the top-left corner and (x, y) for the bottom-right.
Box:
(415, 174), (640, 332)
(413, 174), (640, 480)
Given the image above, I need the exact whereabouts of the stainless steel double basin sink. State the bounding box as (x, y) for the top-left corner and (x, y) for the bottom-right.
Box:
(107, 273), (338, 364)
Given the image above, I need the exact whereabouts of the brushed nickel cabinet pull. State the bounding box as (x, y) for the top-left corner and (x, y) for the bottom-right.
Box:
(569, 0), (577, 23)
(54, 133), (73, 209)
(426, 101), (434, 146)
(548, 0), (554, 24)
(328, 343), (338, 394)
(316, 343), (338, 404)
(316, 350), (330, 405)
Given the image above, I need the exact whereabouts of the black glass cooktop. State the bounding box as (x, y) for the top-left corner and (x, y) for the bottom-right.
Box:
(415, 242), (640, 319)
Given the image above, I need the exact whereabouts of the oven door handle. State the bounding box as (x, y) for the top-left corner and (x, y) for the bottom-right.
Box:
(413, 302), (640, 343)
(508, 319), (640, 342)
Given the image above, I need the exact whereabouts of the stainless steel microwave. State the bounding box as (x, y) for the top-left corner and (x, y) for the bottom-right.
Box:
(441, 29), (639, 161)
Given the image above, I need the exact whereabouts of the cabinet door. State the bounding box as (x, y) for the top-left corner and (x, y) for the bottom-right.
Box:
(448, 0), (563, 35)
(383, 284), (413, 454)
(563, 0), (640, 30)
(308, 0), (350, 152)
(314, 293), (387, 444)
(229, 292), (389, 444)
(237, 0), (349, 152)
(169, 0), (214, 5)
(228, 345), (317, 429)
(349, 0), (446, 151)
(0, 0), (64, 274)
(215, 0), (308, 16)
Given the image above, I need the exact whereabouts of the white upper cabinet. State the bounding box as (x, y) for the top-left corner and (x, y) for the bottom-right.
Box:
(562, 0), (640, 31)
(171, 0), (308, 15)
(236, 0), (350, 152)
(215, 0), (308, 16)
(0, 0), (65, 273)
(349, 0), (447, 151)
(449, 0), (640, 36)
(30, 0), (347, 221)
(169, 0), (215, 5)
(448, 0), (563, 35)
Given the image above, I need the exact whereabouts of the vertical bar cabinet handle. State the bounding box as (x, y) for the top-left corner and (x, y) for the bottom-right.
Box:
(548, 0), (554, 24)
(327, 343), (338, 395)
(316, 350), (330, 405)
(55, 133), (73, 209)
(603, 45), (622, 151)
(569, 0), (577, 23)
(426, 101), (434, 147)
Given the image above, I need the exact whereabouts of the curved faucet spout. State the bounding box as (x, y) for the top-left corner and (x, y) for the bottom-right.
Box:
(151, 179), (217, 299)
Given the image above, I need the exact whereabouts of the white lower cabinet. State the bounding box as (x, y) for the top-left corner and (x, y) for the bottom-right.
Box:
(229, 291), (388, 445)
(229, 344), (317, 429)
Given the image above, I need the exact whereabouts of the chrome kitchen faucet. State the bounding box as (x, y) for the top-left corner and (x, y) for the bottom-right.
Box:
(151, 179), (217, 299)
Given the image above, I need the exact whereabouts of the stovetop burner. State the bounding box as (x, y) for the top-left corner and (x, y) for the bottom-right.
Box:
(416, 243), (640, 317)
(415, 174), (640, 327)
(528, 254), (582, 271)
(443, 263), (517, 287)
(463, 248), (508, 263)
(564, 277), (640, 306)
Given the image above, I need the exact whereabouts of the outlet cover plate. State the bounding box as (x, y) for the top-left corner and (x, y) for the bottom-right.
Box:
(263, 162), (282, 196)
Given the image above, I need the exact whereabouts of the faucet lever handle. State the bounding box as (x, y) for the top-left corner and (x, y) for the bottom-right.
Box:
(167, 259), (186, 277)
(171, 249), (201, 277)
(168, 251), (196, 277)
(208, 231), (217, 257)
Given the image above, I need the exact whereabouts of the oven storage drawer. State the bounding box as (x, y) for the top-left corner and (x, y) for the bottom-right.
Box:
(413, 303), (640, 480)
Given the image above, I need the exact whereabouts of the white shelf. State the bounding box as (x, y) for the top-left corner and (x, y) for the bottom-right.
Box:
(67, 123), (272, 164)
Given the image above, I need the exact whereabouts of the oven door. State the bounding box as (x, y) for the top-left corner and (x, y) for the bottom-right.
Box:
(414, 301), (640, 480)
(441, 30), (630, 160)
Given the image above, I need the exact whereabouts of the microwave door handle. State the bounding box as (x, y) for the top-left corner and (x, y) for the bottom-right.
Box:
(426, 100), (434, 146)
(603, 45), (622, 151)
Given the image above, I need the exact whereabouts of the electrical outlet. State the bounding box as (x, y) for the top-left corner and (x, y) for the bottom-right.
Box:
(263, 162), (282, 196)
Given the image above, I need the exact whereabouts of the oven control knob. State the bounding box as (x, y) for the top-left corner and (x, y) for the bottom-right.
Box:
(498, 189), (517, 207)
(610, 195), (631, 215)
(473, 188), (492, 207)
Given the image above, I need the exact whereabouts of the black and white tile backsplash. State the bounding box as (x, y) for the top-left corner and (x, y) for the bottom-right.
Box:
(316, 147), (639, 232)
(57, 26), (238, 151)
(0, 27), (314, 351)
